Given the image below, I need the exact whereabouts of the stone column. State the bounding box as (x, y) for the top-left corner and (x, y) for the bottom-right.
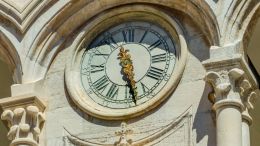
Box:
(202, 41), (260, 146)
(241, 88), (258, 146)
(205, 67), (259, 146)
(205, 68), (246, 146)
(242, 109), (252, 146)
(0, 95), (46, 146)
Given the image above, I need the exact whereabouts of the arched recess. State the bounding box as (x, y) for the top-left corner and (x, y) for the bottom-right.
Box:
(0, 60), (12, 146)
(21, 0), (219, 82)
(0, 31), (22, 84)
(0, 32), (22, 146)
(241, 3), (260, 52)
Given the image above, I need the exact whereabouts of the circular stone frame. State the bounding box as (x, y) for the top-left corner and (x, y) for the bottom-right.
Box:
(65, 5), (188, 120)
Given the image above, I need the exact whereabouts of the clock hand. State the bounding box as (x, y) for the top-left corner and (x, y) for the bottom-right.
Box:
(118, 47), (138, 104)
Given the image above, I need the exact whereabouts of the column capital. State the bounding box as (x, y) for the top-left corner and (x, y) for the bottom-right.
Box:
(203, 43), (259, 111)
(0, 94), (46, 146)
(208, 68), (258, 106)
(205, 67), (259, 111)
(203, 41), (258, 91)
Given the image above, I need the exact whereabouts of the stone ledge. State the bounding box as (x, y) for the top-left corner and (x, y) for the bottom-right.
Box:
(0, 94), (47, 146)
(202, 42), (258, 90)
(0, 94), (46, 112)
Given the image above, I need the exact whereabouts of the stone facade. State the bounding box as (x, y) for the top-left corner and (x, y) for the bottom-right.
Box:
(0, 0), (259, 146)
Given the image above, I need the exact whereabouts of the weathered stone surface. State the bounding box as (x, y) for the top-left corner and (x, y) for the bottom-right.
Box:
(0, 0), (259, 146)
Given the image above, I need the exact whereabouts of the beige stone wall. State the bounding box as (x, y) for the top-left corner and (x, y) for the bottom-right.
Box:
(0, 1), (259, 146)
(41, 15), (214, 145)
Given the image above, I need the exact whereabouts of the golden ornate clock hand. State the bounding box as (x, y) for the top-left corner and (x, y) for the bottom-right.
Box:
(118, 47), (138, 104)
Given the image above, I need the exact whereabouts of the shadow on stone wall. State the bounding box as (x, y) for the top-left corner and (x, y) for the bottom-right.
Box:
(0, 60), (12, 146)
(193, 83), (216, 146)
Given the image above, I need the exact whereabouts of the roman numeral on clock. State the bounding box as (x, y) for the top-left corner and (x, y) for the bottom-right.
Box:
(139, 30), (148, 43)
(90, 63), (105, 73)
(81, 67), (88, 75)
(94, 52), (110, 56)
(141, 82), (149, 93)
(147, 67), (164, 80)
(92, 76), (109, 91)
(151, 53), (166, 63)
(148, 40), (162, 51)
(94, 50), (110, 60)
(122, 28), (135, 42)
(102, 36), (117, 49)
(106, 84), (119, 99)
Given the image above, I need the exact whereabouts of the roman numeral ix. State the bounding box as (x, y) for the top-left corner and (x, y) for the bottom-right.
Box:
(90, 63), (105, 73)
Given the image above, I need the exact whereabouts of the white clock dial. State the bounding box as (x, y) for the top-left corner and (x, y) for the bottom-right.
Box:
(80, 21), (176, 109)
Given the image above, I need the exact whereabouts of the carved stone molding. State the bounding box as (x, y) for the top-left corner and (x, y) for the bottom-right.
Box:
(0, 94), (46, 146)
(203, 43), (259, 146)
(63, 108), (192, 146)
(114, 122), (133, 146)
(217, 1), (260, 46)
(203, 42), (259, 111)
(205, 67), (258, 111)
(0, 0), (56, 33)
(242, 109), (253, 125)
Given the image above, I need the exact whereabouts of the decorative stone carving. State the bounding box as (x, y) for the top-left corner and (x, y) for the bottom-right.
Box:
(114, 122), (133, 146)
(0, 0), (56, 33)
(205, 70), (231, 102)
(0, 95), (46, 146)
(203, 52), (259, 146)
(205, 67), (258, 111)
(64, 108), (192, 146)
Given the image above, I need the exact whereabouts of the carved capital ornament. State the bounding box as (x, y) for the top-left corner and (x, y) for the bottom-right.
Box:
(0, 95), (46, 146)
(205, 68), (258, 111)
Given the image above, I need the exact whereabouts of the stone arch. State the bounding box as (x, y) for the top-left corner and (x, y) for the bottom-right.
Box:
(240, 3), (260, 51)
(22, 0), (219, 82)
(0, 31), (22, 84)
(0, 31), (21, 146)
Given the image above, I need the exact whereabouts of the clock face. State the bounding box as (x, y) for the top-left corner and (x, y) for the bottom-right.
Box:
(80, 21), (176, 109)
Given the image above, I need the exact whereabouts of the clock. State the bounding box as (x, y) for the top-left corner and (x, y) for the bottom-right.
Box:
(65, 6), (187, 120)
(81, 21), (176, 109)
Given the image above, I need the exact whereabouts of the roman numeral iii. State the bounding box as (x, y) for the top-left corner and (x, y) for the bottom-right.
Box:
(147, 67), (164, 80)
(152, 53), (167, 63)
